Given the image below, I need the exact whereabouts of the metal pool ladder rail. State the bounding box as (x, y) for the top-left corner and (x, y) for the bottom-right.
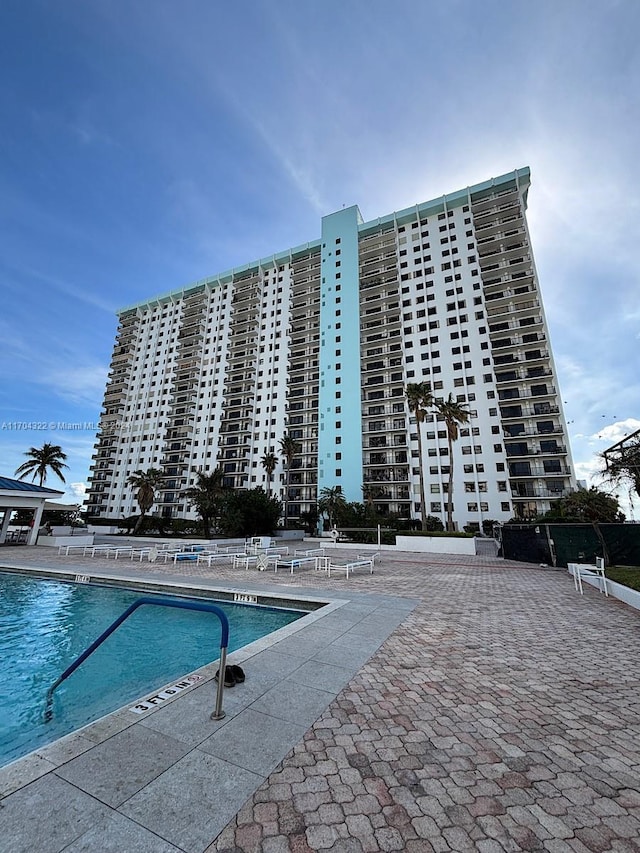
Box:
(44, 596), (230, 723)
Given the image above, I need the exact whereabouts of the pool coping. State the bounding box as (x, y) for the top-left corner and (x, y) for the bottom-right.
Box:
(0, 561), (419, 853)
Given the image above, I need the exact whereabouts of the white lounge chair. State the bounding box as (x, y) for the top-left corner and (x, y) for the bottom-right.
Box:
(570, 557), (608, 596)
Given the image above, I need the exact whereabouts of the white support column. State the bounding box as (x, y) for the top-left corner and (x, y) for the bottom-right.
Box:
(0, 508), (12, 544)
(27, 502), (45, 545)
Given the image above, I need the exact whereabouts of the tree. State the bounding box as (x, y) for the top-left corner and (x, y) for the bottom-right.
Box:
(279, 433), (301, 528)
(362, 483), (385, 509)
(405, 382), (434, 531)
(599, 430), (640, 504)
(317, 486), (347, 529)
(183, 467), (226, 538)
(539, 487), (624, 523)
(260, 452), (278, 496)
(299, 506), (319, 536)
(15, 443), (69, 487)
(217, 488), (282, 537)
(127, 468), (164, 534)
(435, 393), (470, 532)
(482, 519), (500, 536)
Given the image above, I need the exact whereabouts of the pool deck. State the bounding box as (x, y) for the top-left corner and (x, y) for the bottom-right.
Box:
(2, 544), (640, 852)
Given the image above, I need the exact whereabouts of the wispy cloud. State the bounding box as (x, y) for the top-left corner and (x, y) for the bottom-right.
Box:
(4, 263), (117, 315)
(0, 317), (108, 409)
(205, 73), (328, 215)
(42, 365), (109, 407)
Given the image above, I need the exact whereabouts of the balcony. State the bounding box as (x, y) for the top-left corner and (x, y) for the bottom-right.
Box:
(103, 388), (127, 405)
(110, 349), (133, 366)
(503, 424), (563, 438)
(508, 464), (572, 478)
(477, 239), (528, 263)
(160, 455), (188, 468)
(175, 356), (200, 370)
(177, 326), (204, 342)
(485, 290), (537, 310)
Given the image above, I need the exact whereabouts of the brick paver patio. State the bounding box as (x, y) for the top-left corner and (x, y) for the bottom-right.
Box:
(2, 546), (640, 852)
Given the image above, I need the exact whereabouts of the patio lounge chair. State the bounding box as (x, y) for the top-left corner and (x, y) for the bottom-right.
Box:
(570, 556), (608, 596)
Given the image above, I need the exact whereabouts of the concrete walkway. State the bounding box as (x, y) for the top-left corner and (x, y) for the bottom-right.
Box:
(1, 546), (640, 852)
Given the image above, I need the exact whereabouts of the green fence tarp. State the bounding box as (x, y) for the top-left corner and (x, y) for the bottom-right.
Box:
(502, 523), (640, 567)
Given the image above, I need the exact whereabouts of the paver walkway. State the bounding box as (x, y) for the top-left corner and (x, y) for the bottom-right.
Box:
(2, 546), (640, 852)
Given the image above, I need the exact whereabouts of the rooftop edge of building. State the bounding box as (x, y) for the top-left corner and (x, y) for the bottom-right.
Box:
(117, 166), (530, 317)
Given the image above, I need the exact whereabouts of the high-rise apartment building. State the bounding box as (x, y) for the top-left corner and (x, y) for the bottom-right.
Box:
(87, 167), (575, 528)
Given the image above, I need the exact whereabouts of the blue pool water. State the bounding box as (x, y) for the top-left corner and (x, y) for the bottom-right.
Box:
(0, 571), (303, 767)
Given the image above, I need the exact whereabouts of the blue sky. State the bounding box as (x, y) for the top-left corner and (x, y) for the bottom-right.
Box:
(1, 0), (639, 514)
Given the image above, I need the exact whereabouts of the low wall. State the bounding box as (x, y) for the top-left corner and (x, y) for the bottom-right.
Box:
(305, 535), (492, 557)
(395, 535), (477, 555)
(38, 535), (95, 548)
(275, 530), (306, 540)
(50, 526), (91, 536)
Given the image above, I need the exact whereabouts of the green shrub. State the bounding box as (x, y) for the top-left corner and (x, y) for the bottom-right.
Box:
(168, 518), (203, 537)
(338, 530), (396, 545)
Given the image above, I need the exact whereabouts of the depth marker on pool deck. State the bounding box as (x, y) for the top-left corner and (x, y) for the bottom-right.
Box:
(129, 674), (203, 713)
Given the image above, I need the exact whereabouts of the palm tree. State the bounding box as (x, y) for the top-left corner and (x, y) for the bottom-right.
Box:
(318, 486), (347, 529)
(15, 443), (69, 487)
(279, 433), (301, 528)
(127, 468), (164, 534)
(361, 483), (379, 508)
(260, 452), (278, 496)
(183, 467), (226, 538)
(436, 393), (470, 532)
(405, 382), (434, 531)
(362, 484), (385, 519)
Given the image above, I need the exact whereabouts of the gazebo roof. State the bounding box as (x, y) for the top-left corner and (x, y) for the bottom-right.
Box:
(0, 476), (64, 495)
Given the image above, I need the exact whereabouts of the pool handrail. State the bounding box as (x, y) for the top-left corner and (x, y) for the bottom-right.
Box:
(44, 596), (230, 723)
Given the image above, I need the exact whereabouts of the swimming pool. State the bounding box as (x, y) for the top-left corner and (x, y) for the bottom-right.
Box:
(0, 570), (304, 768)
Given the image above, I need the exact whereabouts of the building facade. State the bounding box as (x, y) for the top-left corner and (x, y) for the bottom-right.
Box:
(87, 167), (575, 528)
